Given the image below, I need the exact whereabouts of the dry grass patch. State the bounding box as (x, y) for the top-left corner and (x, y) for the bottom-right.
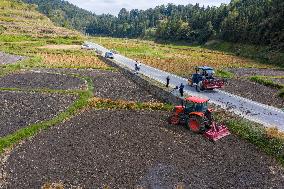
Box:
(266, 127), (284, 141)
(38, 52), (109, 69)
(38, 45), (81, 50)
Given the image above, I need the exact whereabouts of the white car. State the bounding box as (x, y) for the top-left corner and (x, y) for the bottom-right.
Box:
(105, 52), (114, 59)
(81, 44), (94, 50)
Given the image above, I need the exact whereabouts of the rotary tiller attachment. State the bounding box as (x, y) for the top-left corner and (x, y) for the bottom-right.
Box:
(203, 122), (230, 141)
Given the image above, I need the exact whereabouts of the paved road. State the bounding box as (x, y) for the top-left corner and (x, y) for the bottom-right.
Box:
(87, 42), (284, 131)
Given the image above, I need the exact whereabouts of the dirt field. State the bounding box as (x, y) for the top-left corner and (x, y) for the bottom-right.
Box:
(0, 91), (76, 137)
(0, 71), (87, 90)
(3, 109), (284, 188)
(88, 70), (158, 102)
(30, 68), (160, 102)
(273, 78), (284, 85)
(223, 79), (283, 108)
(1, 66), (284, 188)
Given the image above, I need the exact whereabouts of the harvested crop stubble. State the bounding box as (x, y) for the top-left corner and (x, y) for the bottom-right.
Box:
(137, 55), (259, 76)
(3, 109), (284, 188)
(38, 53), (109, 69)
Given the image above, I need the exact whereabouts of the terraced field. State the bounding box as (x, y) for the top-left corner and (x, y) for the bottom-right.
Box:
(0, 1), (284, 187)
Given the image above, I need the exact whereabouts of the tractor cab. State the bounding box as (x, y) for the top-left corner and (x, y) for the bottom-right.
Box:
(184, 96), (209, 113)
(194, 66), (215, 80)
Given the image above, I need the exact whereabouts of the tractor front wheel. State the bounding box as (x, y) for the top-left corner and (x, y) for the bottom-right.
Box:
(188, 115), (204, 133)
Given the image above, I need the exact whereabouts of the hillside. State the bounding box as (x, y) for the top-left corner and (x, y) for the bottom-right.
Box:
(22, 0), (96, 32)
(22, 0), (284, 51)
(0, 0), (80, 37)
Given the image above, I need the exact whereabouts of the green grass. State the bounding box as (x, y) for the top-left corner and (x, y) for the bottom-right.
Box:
(249, 76), (283, 89)
(204, 40), (284, 68)
(0, 75), (94, 154)
(216, 70), (234, 78)
(0, 34), (35, 42)
(215, 111), (284, 165)
(279, 88), (284, 99)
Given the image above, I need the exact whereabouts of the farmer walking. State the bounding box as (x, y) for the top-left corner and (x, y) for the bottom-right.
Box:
(134, 63), (139, 74)
(166, 76), (170, 87)
(179, 83), (184, 97)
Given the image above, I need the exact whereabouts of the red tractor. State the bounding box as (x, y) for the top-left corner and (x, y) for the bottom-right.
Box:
(168, 96), (230, 141)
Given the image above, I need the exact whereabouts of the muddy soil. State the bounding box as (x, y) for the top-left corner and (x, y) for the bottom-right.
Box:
(223, 79), (283, 108)
(30, 68), (159, 102)
(0, 71), (86, 90)
(0, 91), (76, 137)
(272, 78), (284, 85)
(4, 109), (284, 189)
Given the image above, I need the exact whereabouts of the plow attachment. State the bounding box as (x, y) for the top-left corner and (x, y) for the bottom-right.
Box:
(203, 122), (230, 141)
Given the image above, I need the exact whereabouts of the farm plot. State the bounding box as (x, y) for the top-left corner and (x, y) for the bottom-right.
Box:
(224, 68), (284, 107)
(229, 68), (284, 77)
(272, 78), (284, 85)
(29, 68), (160, 102)
(0, 71), (87, 90)
(37, 51), (110, 69)
(0, 91), (76, 137)
(3, 109), (284, 188)
(223, 79), (283, 108)
(87, 70), (158, 102)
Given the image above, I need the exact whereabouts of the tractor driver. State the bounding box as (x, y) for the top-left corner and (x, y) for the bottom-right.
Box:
(205, 70), (214, 79)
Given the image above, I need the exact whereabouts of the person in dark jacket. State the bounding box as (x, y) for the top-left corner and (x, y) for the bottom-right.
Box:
(134, 63), (139, 74)
(166, 76), (170, 87)
(179, 83), (184, 97)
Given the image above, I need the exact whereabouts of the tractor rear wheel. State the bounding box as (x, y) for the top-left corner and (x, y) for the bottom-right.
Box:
(188, 115), (204, 133)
